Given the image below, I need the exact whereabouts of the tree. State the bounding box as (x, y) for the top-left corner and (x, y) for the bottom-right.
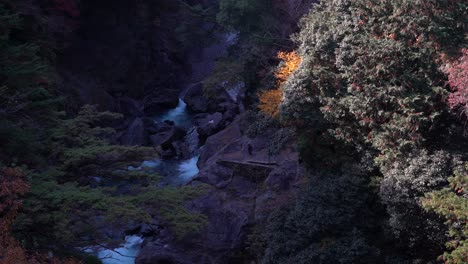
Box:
(445, 48), (468, 118)
(0, 3), (59, 165)
(14, 105), (207, 250)
(270, 0), (467, 262)
(262, 170), (379, 264)
(216, 0), (278, 38)
(281, 0), (466, 166)
(259, 51), (301, 118)
(0, 167), (82, 264)
(379, 150), (459, 256)
(422, 164), (468, 264)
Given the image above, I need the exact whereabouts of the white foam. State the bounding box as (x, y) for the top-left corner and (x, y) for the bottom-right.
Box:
(97, 235), (143, 264)
(157, 98), (192, 128)
(178, 156), (200, 182)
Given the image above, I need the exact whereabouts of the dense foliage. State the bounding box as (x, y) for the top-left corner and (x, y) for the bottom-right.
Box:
(422, 163), (468, 264)
(0, 2), (208, 262)
(262, 170), (380, 264)
(445, 48), (468, 118)
(259, 51), (301, 118)
(282, 0), (465, 165)
(1, 0), (467, 263)
(259, 0), (467, 263)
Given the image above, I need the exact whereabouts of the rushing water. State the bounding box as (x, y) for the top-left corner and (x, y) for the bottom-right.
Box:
(177, 156), (200, 182)
(99, 235), (143, 264)
(85, 235), (143, 264)
(156, 98), (193, 128)
(90, 30), (238, 264)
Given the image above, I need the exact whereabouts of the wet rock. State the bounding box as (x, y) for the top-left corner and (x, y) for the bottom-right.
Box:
(194, 112), (223, 138)
(136, 244), (192, 264)
(183, 83), (209, 113)
(149, 123), (186, 148)
(161, 149), (176, 159)
(144, 93), (180, 114)
(171, 140), (191, 160)
(141, 117), (159, 134)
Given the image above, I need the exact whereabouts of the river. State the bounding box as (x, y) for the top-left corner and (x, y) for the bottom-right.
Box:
(88, 31), (238, 264)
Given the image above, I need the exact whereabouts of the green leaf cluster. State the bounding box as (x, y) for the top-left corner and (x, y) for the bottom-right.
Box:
(422, 164), (468, 264)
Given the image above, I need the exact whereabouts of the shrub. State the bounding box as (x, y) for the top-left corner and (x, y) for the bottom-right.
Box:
(445, 48), (468, 118)
(422, 164), (468, 264)
(262, 171), (379, 264)
(379, 150), (460, 255)
(259, 51), (301, 118)
(281, 0), (466, 166)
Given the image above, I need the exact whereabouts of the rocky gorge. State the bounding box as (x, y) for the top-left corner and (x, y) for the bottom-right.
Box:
(3, 0), (466, 263)
(47, 0), (312, 263)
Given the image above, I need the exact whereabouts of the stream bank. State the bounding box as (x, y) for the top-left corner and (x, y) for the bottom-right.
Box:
(51, 1), (312, 263)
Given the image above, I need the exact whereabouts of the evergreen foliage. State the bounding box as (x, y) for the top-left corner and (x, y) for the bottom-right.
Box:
(0, 3), (59, 164)
(422, 163), (468, 264)
(261, 0), (467, 263)
(0, 3), (208, 259)
(262, 171), (379, 264)
(216, 0), (279, 39)
(13, 106), (207, 249)
(281, 0), (466, 165)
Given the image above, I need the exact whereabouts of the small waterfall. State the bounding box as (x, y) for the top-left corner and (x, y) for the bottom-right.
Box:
(85, 235), (143, 264)
(178, 156), (200, 182)
(185, 127), (200, 156)
(157, 98), (192, 128)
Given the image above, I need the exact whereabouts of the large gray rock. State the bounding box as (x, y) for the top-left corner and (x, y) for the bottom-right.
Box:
(197, 120), (242, 167)
(149, 122), (186, 148)
(194, 112), (223, 138)
(143, 93), (179, 114)
(137, 115), (304, 263)
(183, 83), (209, 113)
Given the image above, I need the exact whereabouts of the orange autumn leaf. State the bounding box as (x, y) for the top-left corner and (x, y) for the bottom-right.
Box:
(259, 51), (301, 118)
(275, 51), (302, 85)
(259, 89), (283, 118)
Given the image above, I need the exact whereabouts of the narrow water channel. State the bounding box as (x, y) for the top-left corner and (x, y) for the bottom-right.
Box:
(91, 98), (199, 264)
(89, 31), (238, 264)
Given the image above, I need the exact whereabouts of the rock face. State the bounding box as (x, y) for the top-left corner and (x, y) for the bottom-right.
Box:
(194, 112), (223, 139)
(149, 122), (186, 149)
(120, 118), (148, 146)
(137, 116), (304, 263)
(58, 0), (184, 114)
(183, 83), (209, 113)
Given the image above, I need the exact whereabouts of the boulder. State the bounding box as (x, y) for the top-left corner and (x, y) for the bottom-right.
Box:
(143, 93), (179, 114)
(137, 116), (304, 263)
(194, 112), (223, 138)
(171, 140), (191, 160)
(197, 119), (242, 167)
(141, 117), (159, 134)
(220, 102), (239, 122)
(149, 123), (186, 148)
(265, 160), (301, 191)
(136, 244), (192, 264)
(183, 83), (209, 113)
